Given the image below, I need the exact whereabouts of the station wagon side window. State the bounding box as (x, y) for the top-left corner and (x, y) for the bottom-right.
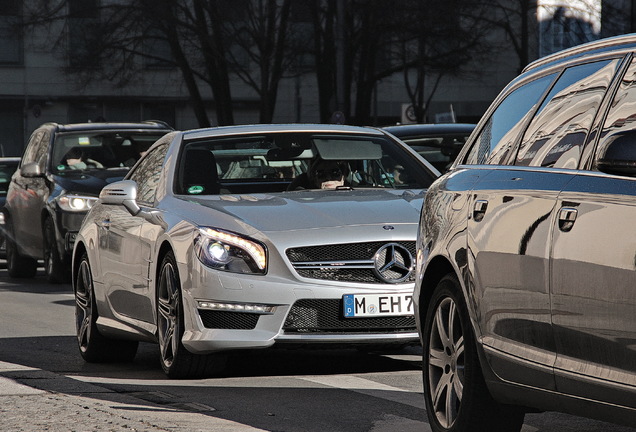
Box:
(464, 73), (555, 165)
(515, 59), (619, 169)
(596, 56), (636, 166)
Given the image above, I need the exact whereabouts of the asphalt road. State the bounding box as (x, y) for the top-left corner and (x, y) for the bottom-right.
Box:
(0, 266), (632, 432)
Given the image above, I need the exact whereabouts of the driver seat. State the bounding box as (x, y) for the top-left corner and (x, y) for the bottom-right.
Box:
(182, 149), (221, 195)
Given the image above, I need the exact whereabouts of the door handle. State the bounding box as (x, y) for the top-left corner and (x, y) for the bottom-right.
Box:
(473, 199), (488, 222)
(558, 207), (577, 232)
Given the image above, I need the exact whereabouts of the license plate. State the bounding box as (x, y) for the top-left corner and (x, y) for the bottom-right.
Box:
(343, 293), (414, 318)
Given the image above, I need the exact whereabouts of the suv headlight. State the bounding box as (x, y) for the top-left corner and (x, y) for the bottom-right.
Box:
(195, 227), (267, 274)
(58, 194), (98, 212)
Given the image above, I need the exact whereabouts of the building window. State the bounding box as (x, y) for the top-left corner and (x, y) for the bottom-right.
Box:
(144, 27), (173, 69)
(538, 1), (601, 57)
(0, 0), (22, 65)
(68, 0), (100, 67)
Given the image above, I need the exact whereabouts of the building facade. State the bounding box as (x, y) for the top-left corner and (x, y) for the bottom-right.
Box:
(0, 1), (628, 157)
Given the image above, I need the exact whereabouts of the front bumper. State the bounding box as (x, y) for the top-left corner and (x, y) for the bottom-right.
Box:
(180, 266), (418, 354)
(56, 210), (86, 254)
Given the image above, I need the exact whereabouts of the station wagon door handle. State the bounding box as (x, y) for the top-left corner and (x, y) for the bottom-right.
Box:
(558, 207), (578, 232)
(473, 200), (488, 222)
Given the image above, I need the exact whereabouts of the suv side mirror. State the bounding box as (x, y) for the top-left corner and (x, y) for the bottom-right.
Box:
(20, 162), (43, 178)
(597, 131), (636, 177)
(100, 180), (141, 216)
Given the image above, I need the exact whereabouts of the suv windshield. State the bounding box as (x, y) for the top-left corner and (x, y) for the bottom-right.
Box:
(51, 131), (166, 173)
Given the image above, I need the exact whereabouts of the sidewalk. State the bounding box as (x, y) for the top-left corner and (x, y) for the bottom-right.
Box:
(0, 361), (263, 432)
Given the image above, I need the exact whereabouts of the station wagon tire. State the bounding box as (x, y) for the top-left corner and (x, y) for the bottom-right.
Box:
(43, 217), (70, 284)
(157, 251), (227, 379)
(5, 218), (37, 279)
(423, 274), (525, 432)
(75, 252), (138, 362)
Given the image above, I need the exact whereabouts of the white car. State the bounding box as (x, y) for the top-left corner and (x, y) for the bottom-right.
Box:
(72, 124), (439, 378)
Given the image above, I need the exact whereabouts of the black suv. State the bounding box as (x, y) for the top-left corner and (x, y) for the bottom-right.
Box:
(415, 35), (636, 431)
(4, 122), (172, 283)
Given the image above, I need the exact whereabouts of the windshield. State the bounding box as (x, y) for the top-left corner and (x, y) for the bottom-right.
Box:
(51, 131), (166, 173)
(177, 132), (435, 195)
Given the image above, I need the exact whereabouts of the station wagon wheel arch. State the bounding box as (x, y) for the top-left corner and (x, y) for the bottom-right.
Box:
(418, 256), (458, 321)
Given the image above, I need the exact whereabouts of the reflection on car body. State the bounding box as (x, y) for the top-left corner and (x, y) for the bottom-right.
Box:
(72, 124), (439, 378)
(414, 35), (636, 432)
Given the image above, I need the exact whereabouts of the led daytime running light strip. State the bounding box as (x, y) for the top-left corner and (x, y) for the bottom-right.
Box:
(201, 228), (266, 270)
(198, 301), (275, 314)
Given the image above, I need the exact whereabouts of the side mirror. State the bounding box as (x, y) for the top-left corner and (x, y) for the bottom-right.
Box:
(20, 162), (43, 178)
(99, 180), (166, 228)
(99, 180), (141, 216)
(597, 131), (636, 177)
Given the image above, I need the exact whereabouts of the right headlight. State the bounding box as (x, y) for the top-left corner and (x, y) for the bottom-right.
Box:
(194, 227), (267, 274)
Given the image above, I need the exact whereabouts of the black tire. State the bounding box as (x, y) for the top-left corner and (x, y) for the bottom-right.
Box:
(422, 274), (525, 432)
(157, 251), (227, 378)
(75, 252), (138, 362)
(5, 218), (37, 278)
(43, 217), (70, 284)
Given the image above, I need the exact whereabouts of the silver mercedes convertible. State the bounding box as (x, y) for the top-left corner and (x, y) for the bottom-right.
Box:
(72, 124), (439, 378)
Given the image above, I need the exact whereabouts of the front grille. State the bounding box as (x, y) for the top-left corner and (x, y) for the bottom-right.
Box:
(283, 299), (416, 334)
(198, 310), (260, 329)
(286, 241), (416, 284)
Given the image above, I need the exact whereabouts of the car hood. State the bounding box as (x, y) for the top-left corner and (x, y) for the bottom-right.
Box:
(51, 169), (129, 196)
(182, 189), (425, 232)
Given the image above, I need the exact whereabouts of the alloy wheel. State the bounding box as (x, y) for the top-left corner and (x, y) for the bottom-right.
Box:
(157, 261), (180, 368)
(75, 258), (94, 353)
(427, 296), (465, 428)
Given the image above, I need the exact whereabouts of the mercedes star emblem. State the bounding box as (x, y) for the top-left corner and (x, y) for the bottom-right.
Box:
(372, 243), (413, 283)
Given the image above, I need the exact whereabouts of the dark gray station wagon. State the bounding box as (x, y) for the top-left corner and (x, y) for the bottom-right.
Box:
(414, 34), (636, 431)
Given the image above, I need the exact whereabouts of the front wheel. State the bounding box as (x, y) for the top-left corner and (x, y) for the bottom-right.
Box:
(43, 217), (70, 284)
(422, 274), (524, 432)
(5, 217), (37, 278)
(157, 251), (226, 378)
(75, 252), (138, 362)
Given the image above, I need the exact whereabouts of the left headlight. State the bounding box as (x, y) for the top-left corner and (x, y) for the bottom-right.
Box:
(57, 194), (98, 212)
(195, 227), (267, 274)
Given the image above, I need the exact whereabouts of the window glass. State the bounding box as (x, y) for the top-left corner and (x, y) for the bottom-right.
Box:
(50, 131), (167, 173)
(464, 74), (555, 165)
(34, 131), (50, 171)
(176, 132), (435, 195)
(68, 0), (100, 68)
(21, 131), (43, 165)
(0, 0), (22, 65)
(129, 142), (168, 205)
(598, 57), (636, 163)
(516, 60), (618, 168)
(23, 131), (49, 171)
(0, 104), (24, 156)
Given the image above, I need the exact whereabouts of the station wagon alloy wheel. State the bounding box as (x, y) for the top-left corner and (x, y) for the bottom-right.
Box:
(428, 296), (464, 428)
(423, 275), (524, 432)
